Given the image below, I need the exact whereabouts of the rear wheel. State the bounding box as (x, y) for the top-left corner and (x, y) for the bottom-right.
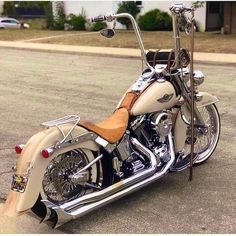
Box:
(41, 148), (103, 205)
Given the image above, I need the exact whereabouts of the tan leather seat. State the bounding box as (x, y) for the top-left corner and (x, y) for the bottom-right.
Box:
(79, 108), (129, 144)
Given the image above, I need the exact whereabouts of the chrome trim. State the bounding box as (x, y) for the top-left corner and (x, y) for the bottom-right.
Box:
(41, 115), (80, 128)
(41, 133), (176, 228)
(56, 138), (157, 210)
(193, 70), (205, 86)
(104, 13), (153, 70)
(157, 93), (174, 103)
(73, 154), (103, 176)
(42, 131), (116, 156)
(131, 69), (155, 92)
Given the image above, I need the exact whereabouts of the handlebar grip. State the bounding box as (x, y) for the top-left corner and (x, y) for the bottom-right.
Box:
(91, 15), (106, 22)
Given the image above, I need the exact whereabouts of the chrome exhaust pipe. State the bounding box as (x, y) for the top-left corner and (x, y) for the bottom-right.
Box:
(42, 134), (175, 227)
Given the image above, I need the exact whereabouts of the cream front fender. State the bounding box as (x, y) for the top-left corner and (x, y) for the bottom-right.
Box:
(4, 125), (99, 217)
(196, 92), (219, 108)
(174, 92), (219, 152)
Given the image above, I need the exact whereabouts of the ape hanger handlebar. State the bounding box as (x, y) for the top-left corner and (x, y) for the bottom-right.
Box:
(91, 13), (152, 69)
(91, 5), (195, 70)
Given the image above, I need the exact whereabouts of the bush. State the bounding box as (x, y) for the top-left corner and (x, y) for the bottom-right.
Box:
(116, 1), (140, 29)
(66, 14), (86, 30)
(91, 21), (107, 31)
(138, 9), (172, 31)
(53, 1), (66, 30)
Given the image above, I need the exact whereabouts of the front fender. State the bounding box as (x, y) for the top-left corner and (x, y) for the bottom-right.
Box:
(196, 91), (219, 108)
(174, 92), (219, 152)
(4, 125), (99, 217)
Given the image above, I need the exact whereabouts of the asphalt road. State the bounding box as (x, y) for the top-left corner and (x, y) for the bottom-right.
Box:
(0, 48), (235, 233)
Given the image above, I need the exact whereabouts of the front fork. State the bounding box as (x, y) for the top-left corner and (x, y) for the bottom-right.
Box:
(182, 90), (206, 128)
(174, 72), (206, 128)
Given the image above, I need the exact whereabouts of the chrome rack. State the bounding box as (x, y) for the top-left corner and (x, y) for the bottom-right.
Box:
(41, 115), (81, 147)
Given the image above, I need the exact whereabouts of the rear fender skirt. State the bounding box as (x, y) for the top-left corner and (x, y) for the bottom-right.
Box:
(4, 125), (99, 217)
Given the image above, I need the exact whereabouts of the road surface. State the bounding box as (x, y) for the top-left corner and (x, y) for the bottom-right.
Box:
(0, 48), (235, 233)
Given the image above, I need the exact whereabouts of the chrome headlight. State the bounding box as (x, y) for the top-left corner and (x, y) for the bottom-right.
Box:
(193, 70), (205, 86)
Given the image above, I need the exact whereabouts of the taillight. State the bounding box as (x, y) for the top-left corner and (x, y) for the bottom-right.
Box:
(15, 144), (25, 154)
(41, 148), (54, 158)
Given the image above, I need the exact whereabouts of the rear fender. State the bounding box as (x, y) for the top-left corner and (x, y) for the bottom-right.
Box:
(174, 92), (219, 152)
(4, 125), (99, 217)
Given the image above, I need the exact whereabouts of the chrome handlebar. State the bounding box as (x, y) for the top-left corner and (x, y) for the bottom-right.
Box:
(91, 13), (152, 69)
(91, 4), (196, 71)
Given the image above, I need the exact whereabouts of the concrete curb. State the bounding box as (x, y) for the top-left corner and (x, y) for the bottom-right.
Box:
(0, 41), (236, 66)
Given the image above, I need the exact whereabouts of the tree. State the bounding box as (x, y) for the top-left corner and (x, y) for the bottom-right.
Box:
(53, 1), (66, 30)
(138, 9), (172, 31)
(44, 2), (53, 29)
(116, 1), (140, 29)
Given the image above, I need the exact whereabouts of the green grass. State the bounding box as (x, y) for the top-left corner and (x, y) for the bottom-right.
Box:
(0, 27), (235, 53)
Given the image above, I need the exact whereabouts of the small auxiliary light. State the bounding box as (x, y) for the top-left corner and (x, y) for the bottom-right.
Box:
(15, 144), (25, 154)
(41, 148), (54, 158)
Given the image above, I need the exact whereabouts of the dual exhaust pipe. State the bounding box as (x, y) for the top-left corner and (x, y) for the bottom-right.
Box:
(40, 134), (176, 228)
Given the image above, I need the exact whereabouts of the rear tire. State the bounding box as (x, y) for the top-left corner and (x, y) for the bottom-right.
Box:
(40, 148), (104, 205)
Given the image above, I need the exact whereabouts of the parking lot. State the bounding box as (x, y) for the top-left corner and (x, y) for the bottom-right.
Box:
(0, 48), (235, 233)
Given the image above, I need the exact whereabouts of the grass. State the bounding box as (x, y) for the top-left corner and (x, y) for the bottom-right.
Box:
(0, 29), (77, 41)
(36, 30), (236, 54)
(0, 27), (235, 53)
(22, 18), (47, 29)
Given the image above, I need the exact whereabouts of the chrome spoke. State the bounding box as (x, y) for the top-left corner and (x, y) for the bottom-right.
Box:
(181, 104), (220, 164)
(42, 149), (91, 204)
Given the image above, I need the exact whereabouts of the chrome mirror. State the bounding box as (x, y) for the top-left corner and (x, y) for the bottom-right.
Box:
(100, 28), (115, 38)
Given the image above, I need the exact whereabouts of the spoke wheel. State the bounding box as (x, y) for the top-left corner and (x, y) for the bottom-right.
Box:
(41, 149), (101, 204)
(181, 104), (220, 165)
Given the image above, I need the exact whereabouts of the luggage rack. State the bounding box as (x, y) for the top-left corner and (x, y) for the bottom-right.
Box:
(41, 115), (81, 146)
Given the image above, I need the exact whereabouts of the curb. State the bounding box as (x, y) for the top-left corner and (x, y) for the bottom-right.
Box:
(0, 42), (236, 66)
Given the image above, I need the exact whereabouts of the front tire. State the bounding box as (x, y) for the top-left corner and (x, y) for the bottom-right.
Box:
(194, 104), (221, 164)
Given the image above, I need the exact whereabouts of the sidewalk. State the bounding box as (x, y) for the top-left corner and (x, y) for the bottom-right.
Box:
(0, 40), (236, 65)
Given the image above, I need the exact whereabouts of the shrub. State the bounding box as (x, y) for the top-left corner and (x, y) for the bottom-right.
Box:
(91, 21), (107, 31)
(53, 1), (66, 30)
(138, 9), (172, 31)
(66, 14), (86, 30)
(116, 1), (140, 29)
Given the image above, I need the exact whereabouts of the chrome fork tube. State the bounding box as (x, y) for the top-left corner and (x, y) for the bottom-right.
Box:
(171, 13), (181, 69)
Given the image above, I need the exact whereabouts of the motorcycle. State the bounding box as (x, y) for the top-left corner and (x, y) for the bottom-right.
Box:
(4, 4), (220, 228)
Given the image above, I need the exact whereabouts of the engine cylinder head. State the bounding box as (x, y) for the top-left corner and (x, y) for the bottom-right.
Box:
(151, 112), (173, 140)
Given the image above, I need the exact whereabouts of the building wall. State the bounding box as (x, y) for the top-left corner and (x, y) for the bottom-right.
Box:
(223, 2), (236, 34)
(63, 1), (125, 29)
(0, 1), (4, 15)
(61, 1), (207, 32)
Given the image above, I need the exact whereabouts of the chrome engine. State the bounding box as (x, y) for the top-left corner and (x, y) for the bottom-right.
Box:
(150, 111), (173, 164)
(114, 111), (173, 178)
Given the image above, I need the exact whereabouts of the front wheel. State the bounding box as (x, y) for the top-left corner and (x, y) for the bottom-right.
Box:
(194, 104), (221, 164)
(180, 104), (221, 165)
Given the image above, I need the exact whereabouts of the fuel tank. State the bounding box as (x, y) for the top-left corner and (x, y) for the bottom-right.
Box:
(130, 80), (177, 116)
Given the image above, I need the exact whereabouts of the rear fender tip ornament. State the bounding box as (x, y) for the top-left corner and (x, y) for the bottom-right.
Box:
(15, 144), (25, 154)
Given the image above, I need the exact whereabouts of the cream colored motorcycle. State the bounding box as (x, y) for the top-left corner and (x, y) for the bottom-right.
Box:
(4, 4), (220, 228)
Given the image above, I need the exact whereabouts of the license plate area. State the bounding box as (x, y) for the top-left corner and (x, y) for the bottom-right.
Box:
(11, 174), (28, 193)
